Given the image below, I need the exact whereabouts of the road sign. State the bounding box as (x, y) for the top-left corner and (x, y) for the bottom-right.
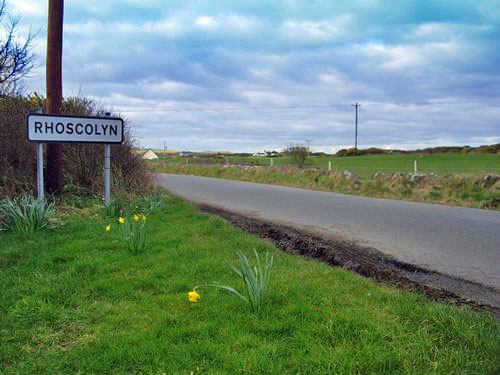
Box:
(26, 113), (124, 144)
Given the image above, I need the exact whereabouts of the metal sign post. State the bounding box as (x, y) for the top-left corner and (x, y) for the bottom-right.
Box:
(37, 143), (44, 200)
(104, 144), (111, 204)
(104, 113), (111, 205)
(35, 108), (45, 201)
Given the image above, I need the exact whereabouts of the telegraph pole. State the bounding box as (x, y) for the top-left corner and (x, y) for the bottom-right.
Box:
(305, 139), (312, 156)
(351, 102), (361, 149)
(46, 0), (64, 195)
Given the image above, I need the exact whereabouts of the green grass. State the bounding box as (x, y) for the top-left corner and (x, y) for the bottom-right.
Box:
(312, 153), (500, 176)
(1, 194), (498, 374)
(159, 153), (500, 177)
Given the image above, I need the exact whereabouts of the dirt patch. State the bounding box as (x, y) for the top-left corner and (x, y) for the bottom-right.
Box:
(199, 204), (500, 319)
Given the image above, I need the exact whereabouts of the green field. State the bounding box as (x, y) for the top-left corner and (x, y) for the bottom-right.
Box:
(1, 193), (498, 374)
(158, 153), (500, 177)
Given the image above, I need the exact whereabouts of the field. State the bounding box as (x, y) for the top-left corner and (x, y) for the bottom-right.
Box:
(157, 153), (500, 177)
(1, 193), (498, 374)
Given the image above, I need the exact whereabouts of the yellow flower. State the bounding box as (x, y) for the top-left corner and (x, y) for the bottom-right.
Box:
(118, 217), (125, 224)
(134, 214), (139, 221)
(142, 215), (146, 222)
(188, 290), (200, 303)
(105, 224), (111, 231)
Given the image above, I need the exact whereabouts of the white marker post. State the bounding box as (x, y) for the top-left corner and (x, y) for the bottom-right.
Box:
(414, 160), (418, 173)
(328, 161), (332, 171)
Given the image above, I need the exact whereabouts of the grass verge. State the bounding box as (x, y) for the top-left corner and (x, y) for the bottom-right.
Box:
(150, 164), (500, 209)
(1, 193), (498, 374)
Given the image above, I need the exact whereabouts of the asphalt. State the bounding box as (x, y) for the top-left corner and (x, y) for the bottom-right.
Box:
(157, 174), (500, 293)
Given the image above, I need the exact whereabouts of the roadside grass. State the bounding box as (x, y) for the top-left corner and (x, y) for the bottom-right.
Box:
(158, 153), (500, 177)
(150, 164), (500, 209)
(1, 193), (499, 374)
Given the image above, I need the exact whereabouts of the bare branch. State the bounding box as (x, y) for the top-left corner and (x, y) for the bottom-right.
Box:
(0, 0), (37, 88)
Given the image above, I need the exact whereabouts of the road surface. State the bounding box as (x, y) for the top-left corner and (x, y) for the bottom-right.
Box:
(157, 174), (500, 292)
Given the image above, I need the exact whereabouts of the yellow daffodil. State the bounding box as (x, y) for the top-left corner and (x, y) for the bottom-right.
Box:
(105, 224), (111, 231)
(133, 214), (139, 221)
(118, 217), (125, 224)
(188, 290), (200, 303)
(142, 215), (146, 222)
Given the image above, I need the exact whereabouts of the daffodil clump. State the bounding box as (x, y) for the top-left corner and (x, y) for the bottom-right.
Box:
(190, 250), (274, 313)
(106, 214), (147, 254)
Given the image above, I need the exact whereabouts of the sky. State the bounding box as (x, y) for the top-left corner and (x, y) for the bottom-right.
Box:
(8, 0), (500, 152)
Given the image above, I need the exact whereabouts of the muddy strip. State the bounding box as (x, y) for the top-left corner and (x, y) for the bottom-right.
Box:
(198, 204), (500, 319)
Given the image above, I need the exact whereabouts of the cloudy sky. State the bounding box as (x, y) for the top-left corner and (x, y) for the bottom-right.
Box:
(9, 0), (500, 152)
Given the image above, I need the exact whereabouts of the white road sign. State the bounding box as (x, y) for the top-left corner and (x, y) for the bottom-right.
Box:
(27, 113), (124, 143)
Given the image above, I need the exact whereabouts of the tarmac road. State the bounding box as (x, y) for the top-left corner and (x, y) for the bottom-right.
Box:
(157, 173), (500, 293)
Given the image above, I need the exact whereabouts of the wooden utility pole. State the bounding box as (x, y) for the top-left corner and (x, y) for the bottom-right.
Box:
(45, 0), (64, 195)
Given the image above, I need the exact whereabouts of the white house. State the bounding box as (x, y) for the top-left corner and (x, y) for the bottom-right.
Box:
(142, 149), (159, 160)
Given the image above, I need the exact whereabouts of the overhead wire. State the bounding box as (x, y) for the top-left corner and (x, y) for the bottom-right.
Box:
(116, 104), (353, 112)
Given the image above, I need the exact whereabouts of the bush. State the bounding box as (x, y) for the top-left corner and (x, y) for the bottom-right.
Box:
(336, 147), (362, 157)
(478, 144), (500, 154)
(283, 143), (309, 168)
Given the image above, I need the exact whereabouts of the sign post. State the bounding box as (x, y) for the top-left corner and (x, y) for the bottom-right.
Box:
(37, 143), (44, 200)
(104, 112), (112, 204)
(104, 144), (111, 204)
(34, 108), (45, 201)
(27, 113), (124, 203)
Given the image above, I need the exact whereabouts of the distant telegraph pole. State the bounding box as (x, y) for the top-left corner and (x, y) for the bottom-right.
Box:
(351, 102), (361, 149)
(305, 139), (312, 156)
(45, 0), (64, 195)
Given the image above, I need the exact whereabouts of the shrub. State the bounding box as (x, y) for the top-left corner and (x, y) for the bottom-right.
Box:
(283, 143), (308, 168)
(336, 147), (362, 157)
(478, 144), (500, 154)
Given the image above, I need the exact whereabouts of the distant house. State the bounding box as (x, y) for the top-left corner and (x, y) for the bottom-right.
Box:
(141, 149), (159, 160)
(253, 151), (279, 157)
(179, 151), (194, 157)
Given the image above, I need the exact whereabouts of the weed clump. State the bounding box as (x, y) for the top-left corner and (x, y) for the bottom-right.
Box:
(0, 194), (55, 232)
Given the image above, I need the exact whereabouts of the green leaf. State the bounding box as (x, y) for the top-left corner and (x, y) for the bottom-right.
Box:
(207, 283), (249, 304)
